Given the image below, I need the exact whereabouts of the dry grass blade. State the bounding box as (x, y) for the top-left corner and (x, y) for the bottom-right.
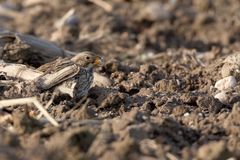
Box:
(88, 0), (112, 12)
(0, 5), (21, 19)
(0, 97), (59, 127)
(54, 8), (75, 29)
(0, 80), (15, 86)
(166, 153), (179, 160)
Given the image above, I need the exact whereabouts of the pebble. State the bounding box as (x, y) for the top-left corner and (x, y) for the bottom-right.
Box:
(214, 92), (228, 105)
(214, 76), (237, 91)
(183, 112), (190, 117)
(92, 72), (112, 87)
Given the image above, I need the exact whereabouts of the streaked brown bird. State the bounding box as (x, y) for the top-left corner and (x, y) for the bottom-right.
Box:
(35, 51), (103, 99)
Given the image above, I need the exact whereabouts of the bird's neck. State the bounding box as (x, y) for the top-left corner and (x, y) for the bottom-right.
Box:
(86, 65), (93, 73)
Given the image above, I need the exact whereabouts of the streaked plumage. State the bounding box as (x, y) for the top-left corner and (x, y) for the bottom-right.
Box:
(35, 51), (102, 99)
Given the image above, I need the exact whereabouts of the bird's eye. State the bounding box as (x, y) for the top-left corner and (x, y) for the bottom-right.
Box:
(86, 56), (90, 60)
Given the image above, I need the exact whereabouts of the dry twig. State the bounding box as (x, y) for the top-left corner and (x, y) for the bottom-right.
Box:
(0, 60), (111, 87)
(166, 153), (179, 160)
(0, 5), (22, 19)
(0, 97), (59, 127)
(88, 0), (112, 12)
(54, 8), (76, 29)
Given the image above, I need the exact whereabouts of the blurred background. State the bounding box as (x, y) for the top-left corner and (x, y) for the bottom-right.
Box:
(0, 0), (240, 63)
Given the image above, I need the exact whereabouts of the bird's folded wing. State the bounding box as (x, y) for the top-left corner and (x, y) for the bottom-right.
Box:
(35, 64), (80, 90)
(37, 57), (69, 73)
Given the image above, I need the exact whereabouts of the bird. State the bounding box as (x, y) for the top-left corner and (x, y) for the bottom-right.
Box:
(35, 51), (103, 100)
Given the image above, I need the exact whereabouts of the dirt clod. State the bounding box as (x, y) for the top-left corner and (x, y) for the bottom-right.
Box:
(1, 0), (240, 159)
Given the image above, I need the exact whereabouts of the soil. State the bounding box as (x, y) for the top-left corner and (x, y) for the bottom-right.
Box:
(0, 0), (240, 160)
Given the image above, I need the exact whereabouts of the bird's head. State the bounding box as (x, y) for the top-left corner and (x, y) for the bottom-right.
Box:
(71, 51), (103, 68)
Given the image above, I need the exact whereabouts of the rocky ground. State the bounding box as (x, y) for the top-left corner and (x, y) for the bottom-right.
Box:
(0, 0), (240, 160)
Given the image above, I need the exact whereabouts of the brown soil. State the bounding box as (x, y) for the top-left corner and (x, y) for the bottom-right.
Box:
(1, 0), (240, 159)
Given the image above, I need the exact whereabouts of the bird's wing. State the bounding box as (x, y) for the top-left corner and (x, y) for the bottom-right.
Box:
(35, 61), (80, 90)
(37, 57), (68, 72)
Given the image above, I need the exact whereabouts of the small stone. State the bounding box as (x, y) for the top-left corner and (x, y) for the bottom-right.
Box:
(214, 92), (228, 105)
(214, 76), (237, 91)
(65, 15), (79, 27)
(92, 72), (111, 87)
(183, 112), (190, 117)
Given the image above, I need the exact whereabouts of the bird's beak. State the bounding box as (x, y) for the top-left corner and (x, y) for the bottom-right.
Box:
(94, 56), (104, 66)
